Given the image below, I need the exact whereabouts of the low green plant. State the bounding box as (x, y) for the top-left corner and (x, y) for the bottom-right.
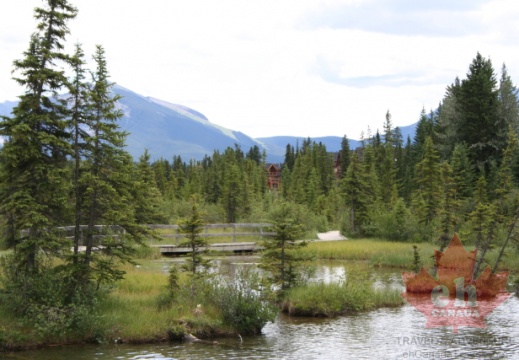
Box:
(294, 239), (437, 269)
(0, 254), (106, 344)
(210, 269), (277, 335)
(282, 270), (403, 317)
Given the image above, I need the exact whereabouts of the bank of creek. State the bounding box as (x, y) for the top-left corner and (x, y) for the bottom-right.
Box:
(4, 256), (518, 359)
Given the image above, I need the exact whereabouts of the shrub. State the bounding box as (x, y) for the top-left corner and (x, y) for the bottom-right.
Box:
(210, 269), (277, 335)
(0, 254), (105, 342)
(282, 270), (402, 317)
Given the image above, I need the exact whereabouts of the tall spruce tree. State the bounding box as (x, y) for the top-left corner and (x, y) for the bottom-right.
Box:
(260, 201), (307, 295)
(133, 149), (167, 224)
(339, 135), (351, 179)
(458, 53), (501, 173)
(68, 43), (91, 264)
(76, 45), (153, 287)
(342, 153), (374, 234)
(0, 0), (77, 273)
(412, 137), (441, 225)
(498, 64), (519, 134)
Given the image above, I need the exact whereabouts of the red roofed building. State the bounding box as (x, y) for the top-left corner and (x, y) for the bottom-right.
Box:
(266, 163), (281, 190)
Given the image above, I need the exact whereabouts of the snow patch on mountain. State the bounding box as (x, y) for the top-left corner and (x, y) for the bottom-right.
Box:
(147, 97), (239, 142)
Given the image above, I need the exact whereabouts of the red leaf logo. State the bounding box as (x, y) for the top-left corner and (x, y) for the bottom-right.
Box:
(401, 234), (511, 333)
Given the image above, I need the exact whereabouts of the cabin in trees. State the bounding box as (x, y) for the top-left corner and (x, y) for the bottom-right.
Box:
(266, 163), (282, 190)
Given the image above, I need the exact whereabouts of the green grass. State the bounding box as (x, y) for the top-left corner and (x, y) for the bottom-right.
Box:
(294, 239), (437, 269)
(281, 273), (404, 317)
(1, 236), (516, 349)
(295, 239), (519, 273)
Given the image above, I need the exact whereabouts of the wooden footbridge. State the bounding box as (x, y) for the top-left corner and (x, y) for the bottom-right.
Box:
(55, 223), (346, 255)
(148, 223), (275, 255)
(148, 224), (347, 256)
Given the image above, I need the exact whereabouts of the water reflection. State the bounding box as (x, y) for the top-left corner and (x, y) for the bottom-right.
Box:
(4, 260), (518, 359)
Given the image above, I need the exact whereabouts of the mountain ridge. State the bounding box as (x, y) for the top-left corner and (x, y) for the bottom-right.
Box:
(0, 86), (417, 163)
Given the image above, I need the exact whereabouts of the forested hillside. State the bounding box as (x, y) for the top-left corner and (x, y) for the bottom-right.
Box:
(0, 0), (518, 343)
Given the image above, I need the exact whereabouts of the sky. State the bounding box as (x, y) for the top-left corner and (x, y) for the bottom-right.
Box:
(1, 0), (519, 139)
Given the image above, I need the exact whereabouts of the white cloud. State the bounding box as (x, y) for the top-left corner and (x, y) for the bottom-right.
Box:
(1, 0), (519, 139)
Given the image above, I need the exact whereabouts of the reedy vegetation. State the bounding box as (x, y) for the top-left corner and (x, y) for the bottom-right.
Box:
(1, 0), (519, 348)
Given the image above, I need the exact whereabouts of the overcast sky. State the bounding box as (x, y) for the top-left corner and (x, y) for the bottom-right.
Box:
(1, 0), (519, 139)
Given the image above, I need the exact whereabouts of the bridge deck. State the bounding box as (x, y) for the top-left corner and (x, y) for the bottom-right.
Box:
(155, 242), (264, 255)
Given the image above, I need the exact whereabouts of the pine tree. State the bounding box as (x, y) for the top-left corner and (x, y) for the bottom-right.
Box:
(221, 147), (244, 222)
(284, 144), (295, 172)
(178, 196), (211, 277)
(412, 137), (441, 225)
(469, 175), (497, 278)
(342, 153), (373, 234)
(259, 201), (307, 295)
(458, 53), (501, 173)
(437, 162), (460, 251)
(436, 80), (461, 159)
(378, 112), (398, 207)
(68, 43), (91, 263)
(450, 143), (475, 199)
(133, 149), (167, 224)
(498, 64), (519, 136)
(412, 108), (434, 161)
(0, 0), (77, 273)
(339, 135), (351, 179)
(77, 45), (153, 286)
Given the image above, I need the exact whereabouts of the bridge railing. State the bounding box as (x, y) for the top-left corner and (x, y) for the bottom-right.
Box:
(22, 223), (275, 247)
(147, 223), (275, 244)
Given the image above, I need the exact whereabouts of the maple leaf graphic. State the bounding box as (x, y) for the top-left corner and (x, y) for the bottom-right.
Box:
(401, 234), (511, 333)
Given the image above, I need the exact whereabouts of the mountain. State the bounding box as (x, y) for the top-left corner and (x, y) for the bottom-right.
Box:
(0, 101), (16, 117)
(257, 136), (361, 161)
(0, 86), (417, 163)
(257, 122), (417, 161)
(113, 86), (263, 160)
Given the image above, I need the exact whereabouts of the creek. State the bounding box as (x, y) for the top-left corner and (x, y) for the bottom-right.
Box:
(4, 257), (519, 359)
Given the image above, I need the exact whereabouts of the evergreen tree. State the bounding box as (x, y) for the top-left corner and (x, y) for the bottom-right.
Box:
(246, 145), (263, 165)
(78, 45), (152, 286)
(399, 136), (414, 201)
(284, 144), (295, 171)
(498, 64), (519, 136)
(469, 175), (497, 278)
(342, 153), (373, 234)
(378, 112), (398, 207)
(458, 53), (501, 173)
(450, 143), (475, 199)
(133, 149), (167, 224)
(436, 80), (461, 159)
(68, 43), (91, 263)
(437, 162), (460, 251)
(259, 201), (307, 295)
(221, 148), (244, 222)
(412, 108), (434, 161)
(339, 135), (351, 179)
(178, 196), (211, 277)
(412, 137), (441, 225)
(0, 0), (77, 273)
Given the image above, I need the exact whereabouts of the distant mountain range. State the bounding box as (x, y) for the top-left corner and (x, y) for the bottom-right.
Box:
(0, 86), (417, 163)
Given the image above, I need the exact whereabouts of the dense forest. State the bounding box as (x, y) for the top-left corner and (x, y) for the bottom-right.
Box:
(147, 53), (519, 248)
(1, 0), (518, 343)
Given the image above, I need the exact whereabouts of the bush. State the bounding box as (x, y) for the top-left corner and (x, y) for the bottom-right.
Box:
(210, 269), (277, 335)
(0, 255), (105, 342)
(282, 270), (403, 317)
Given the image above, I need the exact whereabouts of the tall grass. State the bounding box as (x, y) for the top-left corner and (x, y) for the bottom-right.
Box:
(282, 271), (404, 317)
(97, 264), (275, 342)
(295, 240), (437, 269)
(297, 239), (518, 272)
